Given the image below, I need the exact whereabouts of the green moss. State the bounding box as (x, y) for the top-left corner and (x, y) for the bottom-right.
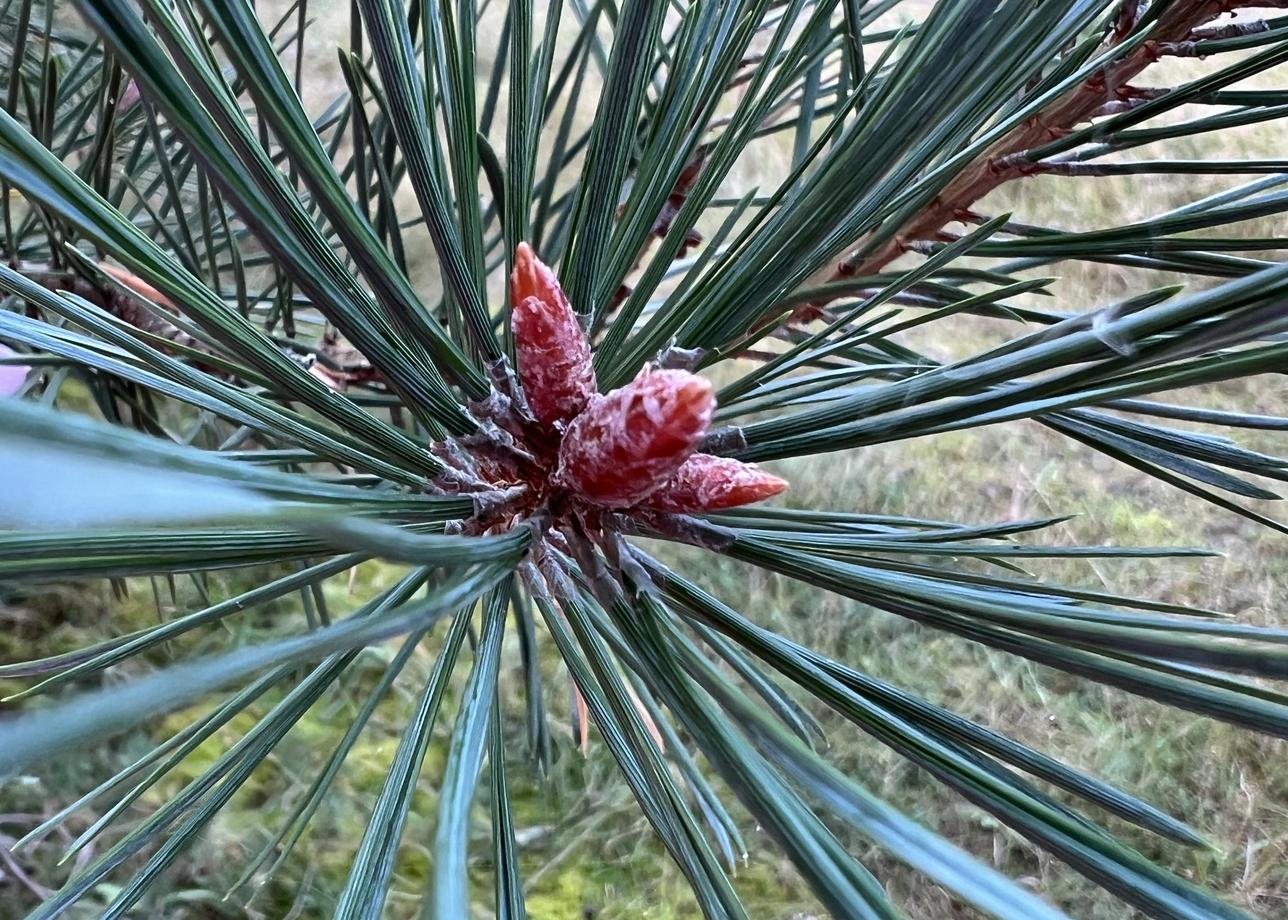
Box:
(523, 865), (592, 920)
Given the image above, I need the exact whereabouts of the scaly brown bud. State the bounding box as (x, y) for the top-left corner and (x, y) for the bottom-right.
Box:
(511, 242), (596, 427)
(555, 369), (713, 508)
(644, 453), (787, 513)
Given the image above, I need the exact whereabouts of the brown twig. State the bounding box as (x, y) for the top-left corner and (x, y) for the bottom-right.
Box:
(0, 832), (53, 900)
(795, 0), (1263, 320)
(22, 262), (192, 344)
(22, 262), (379, 391)
(605, 143), (712, 318)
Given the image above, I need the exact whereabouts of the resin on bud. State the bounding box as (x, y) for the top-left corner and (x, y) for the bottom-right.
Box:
(644, 453), (787, 513)
(511, 242), (596, 427)
(556, 369), (714, 508)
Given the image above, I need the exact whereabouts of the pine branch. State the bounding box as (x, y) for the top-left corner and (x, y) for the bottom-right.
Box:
(22, 262), (195, 349)
(801, 0), (1269, 318)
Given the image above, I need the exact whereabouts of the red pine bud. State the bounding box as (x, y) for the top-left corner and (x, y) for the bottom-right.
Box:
(556, 369), (714, 508)
(511, 242), (596, 427)
(644, 453), (787, 513)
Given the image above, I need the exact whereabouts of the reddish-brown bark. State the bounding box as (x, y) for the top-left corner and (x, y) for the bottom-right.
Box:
(798, 1), (1264, 319)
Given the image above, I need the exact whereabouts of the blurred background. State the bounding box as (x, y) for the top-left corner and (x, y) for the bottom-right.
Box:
(2, 2), (1287, 917)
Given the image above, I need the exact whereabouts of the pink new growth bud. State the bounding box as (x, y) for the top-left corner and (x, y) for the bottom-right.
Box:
(510, 242), (596, 427)
(644, 453), (788, 513)
(556, 369), (713, 508)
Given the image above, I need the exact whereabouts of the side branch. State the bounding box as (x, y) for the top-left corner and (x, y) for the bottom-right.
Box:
(802, 0), (1268, 315)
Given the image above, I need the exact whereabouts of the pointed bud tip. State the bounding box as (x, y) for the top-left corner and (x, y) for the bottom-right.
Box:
(653, 369), (715, 422)
(759, 472), (789, 496)
(512, 252), (594, 426)
(510, 242), (567, 315)
(643, 453), (787, 513)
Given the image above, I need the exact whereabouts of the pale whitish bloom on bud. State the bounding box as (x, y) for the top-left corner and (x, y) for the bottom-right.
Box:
(644, 453), (788, 513)
(510, 242), (596, 428)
